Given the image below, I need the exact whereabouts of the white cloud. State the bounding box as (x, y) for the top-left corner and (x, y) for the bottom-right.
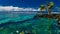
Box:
(0, 6), (39, 11)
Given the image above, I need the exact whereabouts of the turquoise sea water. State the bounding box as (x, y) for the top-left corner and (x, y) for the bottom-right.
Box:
(0, 11), (58, 34)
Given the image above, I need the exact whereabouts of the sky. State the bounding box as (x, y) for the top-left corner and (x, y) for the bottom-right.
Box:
(0, 0), (59, 11)
(0, 0), (59, 7)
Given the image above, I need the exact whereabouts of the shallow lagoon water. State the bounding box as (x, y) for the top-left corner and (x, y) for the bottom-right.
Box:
(0, 11), (58, 34)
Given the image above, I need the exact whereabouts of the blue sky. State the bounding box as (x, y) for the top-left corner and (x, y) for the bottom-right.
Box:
(0, 0), (59, 8)
(0, 0), (59, 11)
